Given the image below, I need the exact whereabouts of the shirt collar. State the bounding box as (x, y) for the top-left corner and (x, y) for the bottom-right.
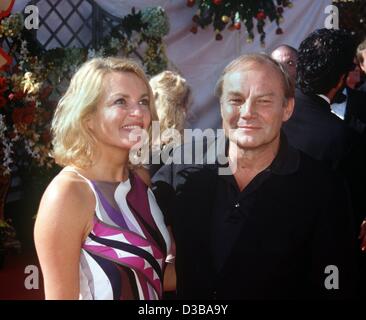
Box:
(296, 89), (331, 113)
(268, 132), (300, 175)
(317, 94), (331, 105)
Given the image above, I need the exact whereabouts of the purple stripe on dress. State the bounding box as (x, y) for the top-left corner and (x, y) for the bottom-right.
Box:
(92, 219), (165, 260)
(88, 233), (163, 281)
(126, 174), (155, 228)
(92, 220), (123, 237)
(83, 244), (162, 296)
(135, 268), (154, 300)
(87, 251), (121, 300)
(91, 181), (128, 229)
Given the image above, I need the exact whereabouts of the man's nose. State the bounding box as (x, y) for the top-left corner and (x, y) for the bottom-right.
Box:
(239, 100), (255, 118)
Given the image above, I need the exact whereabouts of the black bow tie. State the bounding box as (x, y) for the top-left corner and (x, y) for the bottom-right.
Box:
(333, 92), (347, 104)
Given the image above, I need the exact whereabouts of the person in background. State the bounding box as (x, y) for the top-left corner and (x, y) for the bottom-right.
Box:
(150, 71), (191, 145)
(149, 70), (190, 264)
(270, 44), (298, 84)
(34, 57), (175, 300)
(346, 63), (362, 90)
(149, 70), (192, 176)
(283, 29), (366, 298)
(356, 38), (366, 92)
(331, 61), (366, 135)
(148, 70), (190, 298)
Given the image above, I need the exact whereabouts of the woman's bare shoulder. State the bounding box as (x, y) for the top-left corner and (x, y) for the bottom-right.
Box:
(36, 169), (95, 230)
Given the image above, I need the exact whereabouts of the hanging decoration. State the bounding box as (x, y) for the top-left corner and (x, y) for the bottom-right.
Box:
(186, 0), (293, 46)
(95, 6), (170, 75)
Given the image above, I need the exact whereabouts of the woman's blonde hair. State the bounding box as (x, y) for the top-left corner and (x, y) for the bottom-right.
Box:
(51, 57), (158, 168)
(149, 71), (191, 144)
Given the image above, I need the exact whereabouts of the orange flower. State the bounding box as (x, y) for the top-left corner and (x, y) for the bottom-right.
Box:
(0, 77), (7, 93)
(23, 108), (35, 125)
(13, 91), (26, 101)
(12, 106), (35, 125)
(22, 105), (36, 125)
(0, 76), (7, 88)
(12, 107), (23, 124)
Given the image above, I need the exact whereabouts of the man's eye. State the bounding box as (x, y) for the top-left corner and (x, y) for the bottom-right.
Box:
(257, 99), (271, 104)
(229, 99), (243, 105)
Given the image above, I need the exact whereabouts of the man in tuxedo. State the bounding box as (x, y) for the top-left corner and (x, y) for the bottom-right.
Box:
(331, 59), (366, 135)
(283, 29), (366, 222)
(283, 29), (366, 298)
(331, 86), (366, 136)
(152, 53), (357, 299)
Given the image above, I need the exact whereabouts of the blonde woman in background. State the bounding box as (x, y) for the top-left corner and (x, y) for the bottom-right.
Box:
(34, 57), (175, 300)
(148, 70), (191, 300)
(149, 71), (192, 176)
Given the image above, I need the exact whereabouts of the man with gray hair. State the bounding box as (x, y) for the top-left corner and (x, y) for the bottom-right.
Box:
(152, 53), (357, 299)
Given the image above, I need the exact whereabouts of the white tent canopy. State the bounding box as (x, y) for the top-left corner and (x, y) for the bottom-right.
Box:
(13, 0), (332, 129)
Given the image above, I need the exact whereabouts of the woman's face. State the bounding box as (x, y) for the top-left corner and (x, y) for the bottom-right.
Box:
(87, 71), (151, 152)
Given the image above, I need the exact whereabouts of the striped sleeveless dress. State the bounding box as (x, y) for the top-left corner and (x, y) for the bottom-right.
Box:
(65, 168), (172, 300)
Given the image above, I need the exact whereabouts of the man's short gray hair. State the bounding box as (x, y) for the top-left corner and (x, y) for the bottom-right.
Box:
(215, 53), (295, 101)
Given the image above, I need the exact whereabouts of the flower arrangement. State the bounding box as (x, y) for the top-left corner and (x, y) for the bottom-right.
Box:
(0, 6), (170, 177)
(0, 12), (23, 38)
(0, 16), (55, 177)
(0, 68), (55, 175)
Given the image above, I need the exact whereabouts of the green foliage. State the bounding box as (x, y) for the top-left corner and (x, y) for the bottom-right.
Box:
(187, 0), (293, 46)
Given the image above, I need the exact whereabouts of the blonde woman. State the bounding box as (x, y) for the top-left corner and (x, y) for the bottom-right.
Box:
(34, 57), (175, 300)
(149, 71), (191, 145)
(149, 71), (192, 175)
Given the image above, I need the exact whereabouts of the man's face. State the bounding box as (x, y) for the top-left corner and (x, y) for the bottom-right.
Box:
(271, 48), (297, 81)
(220, 63), (294, 150)
(359, 50), (366, 74)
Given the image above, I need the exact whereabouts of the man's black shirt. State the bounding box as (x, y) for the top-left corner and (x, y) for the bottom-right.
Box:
(152, 135), (358, 299)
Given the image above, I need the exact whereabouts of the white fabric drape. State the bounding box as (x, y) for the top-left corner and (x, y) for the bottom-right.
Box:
(13, 0), (332, 129)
